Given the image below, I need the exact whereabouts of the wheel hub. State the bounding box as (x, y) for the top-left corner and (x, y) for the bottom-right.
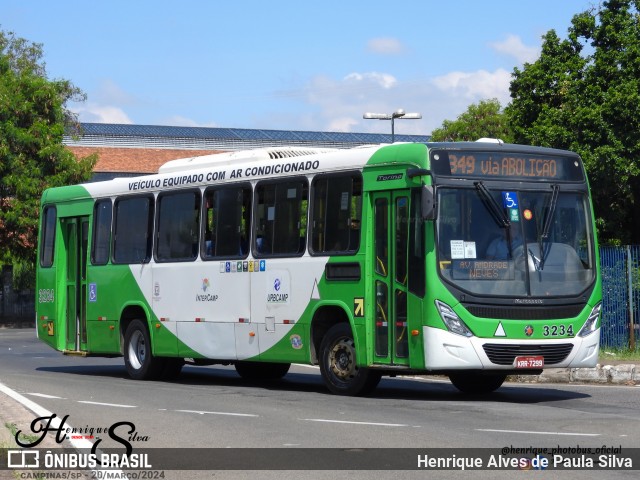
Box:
(128, 330), (145, 369)
(329, 338), (355, 380)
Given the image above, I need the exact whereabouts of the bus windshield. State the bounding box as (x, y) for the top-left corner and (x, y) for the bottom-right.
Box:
(436, 186), (596, 297)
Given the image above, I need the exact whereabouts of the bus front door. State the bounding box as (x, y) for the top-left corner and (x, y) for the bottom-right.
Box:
(61, 216), (89, 352)
(372, 191), (410, 367)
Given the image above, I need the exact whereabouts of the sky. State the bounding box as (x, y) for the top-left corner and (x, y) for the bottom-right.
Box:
(2, 0), (597, 136)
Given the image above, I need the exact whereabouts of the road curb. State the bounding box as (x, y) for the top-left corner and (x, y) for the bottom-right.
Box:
(508, 364), (638, 385)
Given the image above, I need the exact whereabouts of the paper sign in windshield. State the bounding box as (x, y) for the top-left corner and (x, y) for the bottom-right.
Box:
(450, 240), (477, 259)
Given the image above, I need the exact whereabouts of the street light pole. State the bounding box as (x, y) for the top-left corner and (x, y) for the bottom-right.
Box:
(363, 109), (422, 143)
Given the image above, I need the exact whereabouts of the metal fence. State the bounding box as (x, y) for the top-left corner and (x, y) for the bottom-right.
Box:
(600, 246), (639, 350)
(1, 247), (639, 349)
(0, 287), (35, 323)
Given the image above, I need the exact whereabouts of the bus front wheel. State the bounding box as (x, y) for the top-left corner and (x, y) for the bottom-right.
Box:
(124, 319), (164, 380)
(448, 372), (506, 394)
(319, 323), (381, 396)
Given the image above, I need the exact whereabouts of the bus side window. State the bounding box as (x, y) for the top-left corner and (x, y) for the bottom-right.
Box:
(156, 190), (200, 262)
(40, 206), (57, 268)
(254, 178), (308, 257)
(310, 172), (362, 255)
(202, 185), (251, 260)
(112, 196), (154, 264)
(91, 199), (112, 265)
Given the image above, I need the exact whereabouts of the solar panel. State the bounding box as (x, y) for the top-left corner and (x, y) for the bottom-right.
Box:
(230, 128), (273, 140)
(294, 130), (331, 141)
(73, 123), (429, 145)
(259, 129), (301, 141)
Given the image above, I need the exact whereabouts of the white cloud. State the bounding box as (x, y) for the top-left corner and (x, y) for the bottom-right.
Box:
(432, 69), (512, 103)
(367, 37), (406, 55)
(290, 68), (512, 135)
(72, 104), (133, 124)
(70, 79), (136, 124)
(296, 73), (403, 132)
(344, 72), (397, 90)
(490, 34), (540, 64)
(69, 70), (511, 136)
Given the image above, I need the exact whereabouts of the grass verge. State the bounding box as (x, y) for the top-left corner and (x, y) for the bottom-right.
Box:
(600, 347), (640, 362)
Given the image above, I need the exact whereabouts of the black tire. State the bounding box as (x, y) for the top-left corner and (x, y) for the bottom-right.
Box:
(235, 361), (291, 380)
(123, 319), (165, 380)
(448, 372), (506, 394)
(319, 323), (381, 396)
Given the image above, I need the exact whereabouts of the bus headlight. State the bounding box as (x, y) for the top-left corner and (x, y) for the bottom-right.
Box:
(578, 302), (602, 337)
(435, 300), (473, 337)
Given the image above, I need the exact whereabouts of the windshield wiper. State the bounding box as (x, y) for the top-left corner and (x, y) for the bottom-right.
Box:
(537, 184), (560, 270)
(541, 184), (560, 240)
(474, 181), (510, 228)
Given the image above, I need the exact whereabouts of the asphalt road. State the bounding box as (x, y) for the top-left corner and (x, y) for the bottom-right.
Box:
(1, 328), (639, 479)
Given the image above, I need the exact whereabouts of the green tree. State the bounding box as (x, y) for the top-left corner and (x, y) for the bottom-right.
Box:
(506, 0), (640, 245)
(430, 99), (514, 143)
(0, 29), (96, 267)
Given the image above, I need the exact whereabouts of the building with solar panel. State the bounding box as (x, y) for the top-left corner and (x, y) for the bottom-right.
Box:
(65, 123), (430, 181)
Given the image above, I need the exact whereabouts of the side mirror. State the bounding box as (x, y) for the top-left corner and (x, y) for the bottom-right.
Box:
(421, 185), (435, 220)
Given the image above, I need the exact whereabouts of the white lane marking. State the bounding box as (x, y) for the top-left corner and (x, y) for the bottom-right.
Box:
(27, 392), (66, 399)
(477, 428), (600, 437)
(293, 364), (319, 369)
(176, 409), (258, 417)
(0, 382), (124, 477)
(78, 400), (137, 408)
(301, 418), (408, 427)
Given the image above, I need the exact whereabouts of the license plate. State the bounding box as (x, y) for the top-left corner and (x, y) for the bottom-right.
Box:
(514, 356), (544, 368)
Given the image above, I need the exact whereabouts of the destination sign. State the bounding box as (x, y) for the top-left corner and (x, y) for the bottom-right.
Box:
(430, 150), (584, 182)
(451, 260), (514, 281)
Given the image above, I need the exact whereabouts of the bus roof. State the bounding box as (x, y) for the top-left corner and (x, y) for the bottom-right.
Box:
(41, 141), (583, 204)
(158, 146), (340, 173)
(43, 143), (400, 201)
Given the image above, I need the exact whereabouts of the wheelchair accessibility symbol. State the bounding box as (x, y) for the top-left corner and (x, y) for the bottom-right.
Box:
(89, 283), (97, 302)
(502, 191), (518, 209)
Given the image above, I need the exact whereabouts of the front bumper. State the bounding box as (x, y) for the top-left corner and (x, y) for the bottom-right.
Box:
(423, 325), (600, 370)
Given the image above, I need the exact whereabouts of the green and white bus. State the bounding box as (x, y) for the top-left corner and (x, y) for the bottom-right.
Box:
(35, 141), (602, 395)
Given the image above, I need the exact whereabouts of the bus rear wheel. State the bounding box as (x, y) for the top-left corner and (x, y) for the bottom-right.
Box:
(124, 319), (164, 380)
(319, 323), (381, 396)
(235, 361), (291, 380)
(448, 372), (506, 394)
